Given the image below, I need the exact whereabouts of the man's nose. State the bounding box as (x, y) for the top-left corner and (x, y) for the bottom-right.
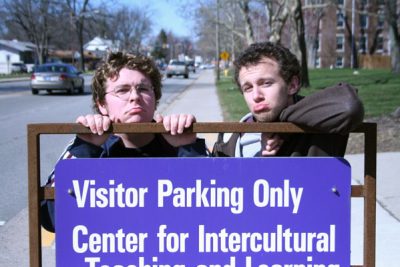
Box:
(128, 88), (140, 101)
(252, 86), (264, 101)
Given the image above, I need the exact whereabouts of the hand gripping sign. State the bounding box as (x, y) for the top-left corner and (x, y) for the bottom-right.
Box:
(56, 158), (351, 267)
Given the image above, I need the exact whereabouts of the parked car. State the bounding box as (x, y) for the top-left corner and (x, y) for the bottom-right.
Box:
(166, 60), (189, 79)
(11, 62), (28, 73)
(30, 63), (85, 95)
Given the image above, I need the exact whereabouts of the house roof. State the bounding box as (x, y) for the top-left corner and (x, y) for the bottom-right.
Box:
(0, 39), (35, 52)
(84, 36), (119, 52)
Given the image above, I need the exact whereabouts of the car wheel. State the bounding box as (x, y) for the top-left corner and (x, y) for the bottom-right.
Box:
(32, 89), (38, 95)
(46, 89), (52, 94)
(184, 74), (189, 79)
(78, 81), (84, 94)
(68, 83), (74, 95)
(167, 74), (172, 78)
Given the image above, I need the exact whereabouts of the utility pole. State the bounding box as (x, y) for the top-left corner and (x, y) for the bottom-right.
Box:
(216, 0), (220, 81)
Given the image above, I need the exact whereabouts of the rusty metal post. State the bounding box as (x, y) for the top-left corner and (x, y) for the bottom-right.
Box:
(28, 125), (42, 267)
(363, 123), (377, 267)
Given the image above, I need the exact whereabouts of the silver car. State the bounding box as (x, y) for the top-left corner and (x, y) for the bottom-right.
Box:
(166, 60), (189, 79)
(30, 63), (85, 95)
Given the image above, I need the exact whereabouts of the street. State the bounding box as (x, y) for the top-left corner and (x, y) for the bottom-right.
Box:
(0, 72), (199, 227)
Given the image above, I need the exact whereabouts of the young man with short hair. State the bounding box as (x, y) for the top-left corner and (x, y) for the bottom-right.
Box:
(213, 42), (364, 157)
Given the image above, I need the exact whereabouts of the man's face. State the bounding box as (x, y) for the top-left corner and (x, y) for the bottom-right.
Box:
(98, 68), (156, 123)
(238, 57), (298, 122)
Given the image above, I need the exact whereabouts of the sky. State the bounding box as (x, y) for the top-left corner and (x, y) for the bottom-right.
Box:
(119, 0), (194, 37)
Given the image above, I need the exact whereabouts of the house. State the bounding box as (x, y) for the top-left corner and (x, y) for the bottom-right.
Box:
(0, 39), (36, 74)
(84, 36), (120, 58)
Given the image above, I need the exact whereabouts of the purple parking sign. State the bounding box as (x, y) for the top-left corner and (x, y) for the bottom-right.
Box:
(56, 158), (350, 267)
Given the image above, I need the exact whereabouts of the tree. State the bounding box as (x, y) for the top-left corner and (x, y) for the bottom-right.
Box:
(238, 0), (255, 45)
(111, 5), (152, 53)
(385, 0), (400, 73)
(64, 0), (91, 71)
(262, 0), (290, 44)
(290, 0), (310, 87)
(2, 0), (55, 64)
(152, 29), (169, 60)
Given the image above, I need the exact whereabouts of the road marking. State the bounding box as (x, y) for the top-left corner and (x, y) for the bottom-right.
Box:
(0, 220), (5, 226)
(42, 227), (55, 247)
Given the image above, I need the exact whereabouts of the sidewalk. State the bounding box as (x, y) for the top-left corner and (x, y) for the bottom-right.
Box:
(1, 70), (399, 266)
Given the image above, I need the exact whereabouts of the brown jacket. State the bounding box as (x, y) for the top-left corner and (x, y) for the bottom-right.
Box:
(212, 82), (364, 157)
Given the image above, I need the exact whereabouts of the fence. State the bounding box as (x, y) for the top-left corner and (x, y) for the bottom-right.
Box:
(359, 55), (391, 69)
(27, 122), (377, 267)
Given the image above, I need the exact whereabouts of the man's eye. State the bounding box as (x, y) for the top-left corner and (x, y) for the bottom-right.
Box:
(115, 88), (130, 94)
(261, 81), (272, 87)
(138, 85), (151, 92)
(242, 86), (252, 93)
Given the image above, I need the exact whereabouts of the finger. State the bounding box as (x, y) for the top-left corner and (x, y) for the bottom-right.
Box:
(177, 114), (188, 134)
(154, 114), (163, 123)
(85, 115), (97, 134)
(169, 114), (179, 135)
(94, 114), (104, 135)
(76, 115), (88, 127)
(103, 116), (111, 132)
(162, 115), (171, 132)
(261, 148), (279, 156)
(184, 114), (196, 128)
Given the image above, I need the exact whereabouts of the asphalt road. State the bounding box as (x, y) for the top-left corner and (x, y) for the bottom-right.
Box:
(0, 73), (199, 227)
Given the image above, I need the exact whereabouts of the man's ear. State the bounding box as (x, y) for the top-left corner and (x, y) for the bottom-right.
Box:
(97, 101), (108, 116)
(288, 76), (300, 96)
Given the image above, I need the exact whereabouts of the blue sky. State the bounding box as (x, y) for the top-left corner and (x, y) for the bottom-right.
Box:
(119, 0), (193, 37)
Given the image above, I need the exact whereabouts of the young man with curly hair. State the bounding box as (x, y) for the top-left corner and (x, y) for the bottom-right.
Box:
(41, 52), (207, 232)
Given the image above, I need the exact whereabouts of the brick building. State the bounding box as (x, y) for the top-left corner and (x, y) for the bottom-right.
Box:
(305, 0), (393, 69)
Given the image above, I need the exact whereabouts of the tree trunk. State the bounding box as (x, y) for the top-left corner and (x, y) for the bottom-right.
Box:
(292, 0), (310, 87)
(386, 0), (400, 73)
(238, 0), (254, 45)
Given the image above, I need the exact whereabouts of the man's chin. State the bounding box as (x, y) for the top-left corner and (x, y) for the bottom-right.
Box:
(252, 112), (277, 123)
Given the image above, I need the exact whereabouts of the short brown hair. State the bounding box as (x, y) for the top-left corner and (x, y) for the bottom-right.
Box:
(91, 52), (162, 113)
(234, 42), (301, 90)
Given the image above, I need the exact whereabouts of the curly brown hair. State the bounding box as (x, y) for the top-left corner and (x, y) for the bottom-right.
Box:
(91, 52), (162, 113)
(233, 42), (301, 91)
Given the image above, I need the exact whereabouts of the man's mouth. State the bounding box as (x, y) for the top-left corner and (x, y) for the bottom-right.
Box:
(254, 104), (270, 113)
(127, 107), (143, 115)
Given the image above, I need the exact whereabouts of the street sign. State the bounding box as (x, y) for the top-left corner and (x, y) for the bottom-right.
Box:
(56, 158), (351, 267)
(220, 51), (230, 61)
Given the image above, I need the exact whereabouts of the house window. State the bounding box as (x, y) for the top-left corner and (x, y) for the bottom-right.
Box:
(336, 35), (345, 51)
(337, 10), (345, 28)
(361, 0), (368, 8)
(315, 56), (321, 68)
(337, 0), (344, 6)
(336, 56), (344, 68)
(360, 13), (368, 29)
(377, 35), (384, 52)
(359, 34), (367, 53)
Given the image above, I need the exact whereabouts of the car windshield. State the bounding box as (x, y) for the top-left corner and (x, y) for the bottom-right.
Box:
(35, 65), (68, 73)
(170, 61), (185, 65)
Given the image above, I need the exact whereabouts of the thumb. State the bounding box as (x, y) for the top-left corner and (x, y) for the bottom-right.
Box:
(154, 114), (163, 123)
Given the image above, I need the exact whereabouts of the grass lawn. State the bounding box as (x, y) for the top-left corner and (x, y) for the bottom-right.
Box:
(216, 68), (400, 121)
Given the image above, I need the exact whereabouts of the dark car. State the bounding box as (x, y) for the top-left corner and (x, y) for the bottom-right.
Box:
(186, 61), (196, 73)
(11, 62), (28, 73)
(30, 63), (85, 95)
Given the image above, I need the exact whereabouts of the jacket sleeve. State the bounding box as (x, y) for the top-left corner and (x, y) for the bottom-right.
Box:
(40, 136), (105, 232)
(279, 82), (364, 134)
(178, 138), (208, 157)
